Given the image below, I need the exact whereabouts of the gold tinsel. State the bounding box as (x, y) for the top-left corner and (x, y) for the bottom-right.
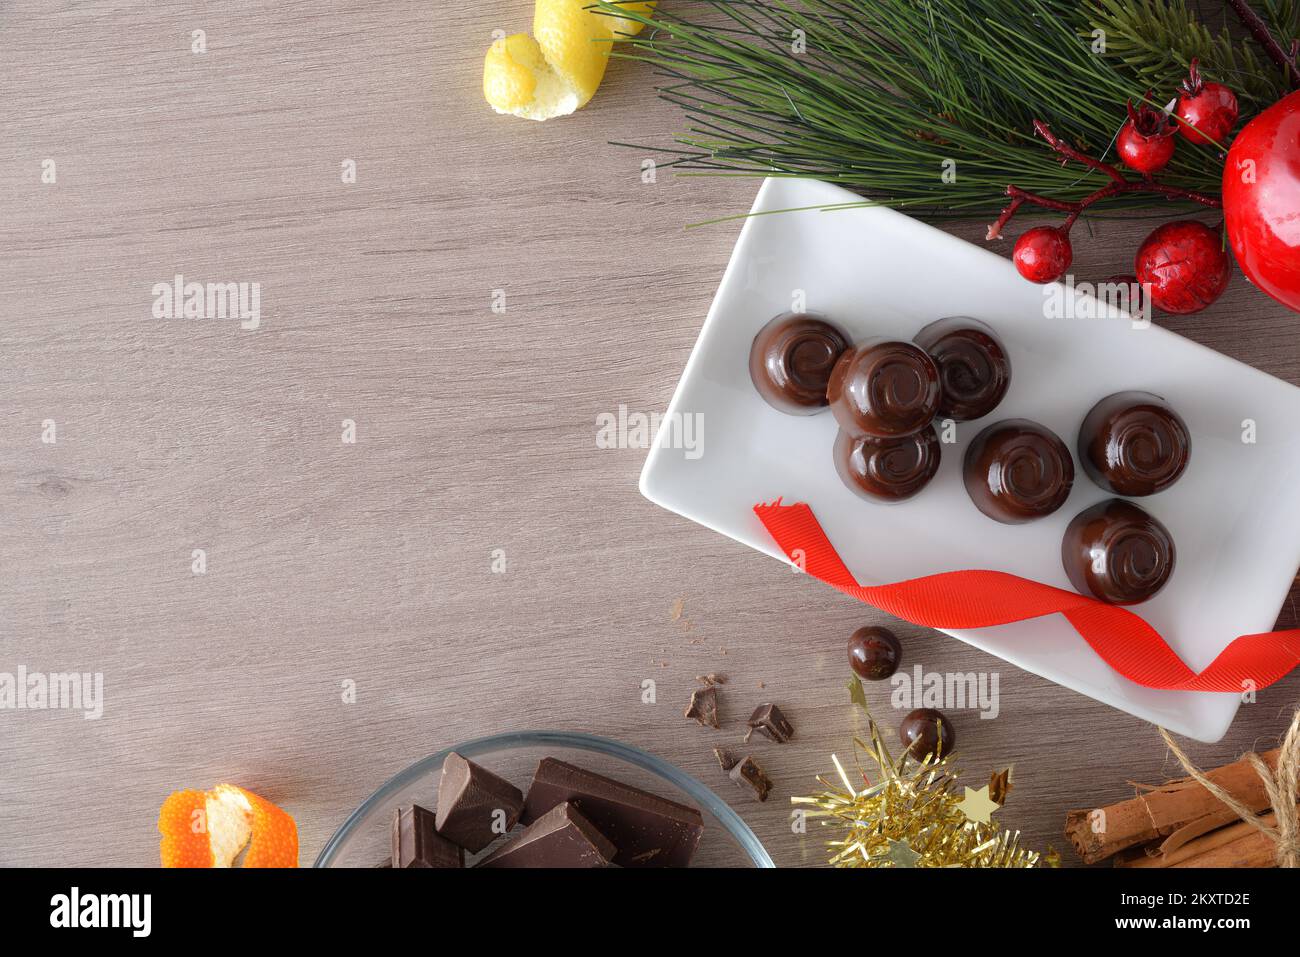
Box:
(792, 685), (1057, 868)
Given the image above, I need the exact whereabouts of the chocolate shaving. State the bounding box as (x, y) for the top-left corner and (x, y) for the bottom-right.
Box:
(729, 755), (772, 802)
(744, 702), (793, 743)
(684, 685), (720, 729)
(714, 747), (738, 772)
(695, 673), (727, 686)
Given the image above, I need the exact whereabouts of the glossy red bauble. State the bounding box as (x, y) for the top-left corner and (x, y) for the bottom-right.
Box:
(1223, 89), (1300, 313)
(1176, 60), (1239, 145)
(1117, 99), (1176, 173)
(1133, 221), (1231, 314)
(1013, 226), (1072, 284)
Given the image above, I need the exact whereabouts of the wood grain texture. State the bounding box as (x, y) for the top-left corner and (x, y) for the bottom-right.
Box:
(2, 0), (1299, 868)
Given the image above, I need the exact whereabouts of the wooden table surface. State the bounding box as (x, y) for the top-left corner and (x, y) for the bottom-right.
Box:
(3, 1), (1299, 868)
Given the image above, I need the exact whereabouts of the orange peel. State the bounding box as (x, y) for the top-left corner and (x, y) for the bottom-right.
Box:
(158, 784), (298, 868)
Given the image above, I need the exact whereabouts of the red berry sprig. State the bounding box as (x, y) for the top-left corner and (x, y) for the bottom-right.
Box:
(987, 118), (1221, 286)
(1117, 95), (1177, 173)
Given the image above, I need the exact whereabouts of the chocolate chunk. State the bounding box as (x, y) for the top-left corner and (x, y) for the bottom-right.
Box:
(522, 758), (704, 868)
(684, 685), (720, 729)
(714, 747), (738, 772)
(435, 751), (524, 852)
(729, 755), (772, 801)
(391, 804), (462, 868)
(477, 802), (616, 868)
(745, 702), (794, 743)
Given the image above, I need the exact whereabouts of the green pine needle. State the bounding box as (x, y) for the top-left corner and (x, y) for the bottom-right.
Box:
(603, 0), (1258, 217)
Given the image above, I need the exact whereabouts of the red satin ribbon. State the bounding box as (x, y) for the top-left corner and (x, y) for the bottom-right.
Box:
(755, 500), (1300, 693)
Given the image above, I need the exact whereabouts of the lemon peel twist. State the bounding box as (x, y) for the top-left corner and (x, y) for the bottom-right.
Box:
(483, 0), (655, 121)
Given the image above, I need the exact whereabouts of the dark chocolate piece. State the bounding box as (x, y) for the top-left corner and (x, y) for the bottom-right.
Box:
(749, 312), (850, 415)
(745, 703), (794, 743)
(714, 747), (738, 772)
(684, 685), (720, 729)
(899, 708), (955, 761)
(435, 751), (525, 853)
(1077, 391), (1191, 496)
(913, 316), (1011, 421)
(834, 426), (941, 502)
(827, 339), (941, 439)
(729, 755), (772, 801)
(391, 804), (463, 869)
(963, 418), (1074, 524)
(522, 758), (704, 868)
(1061, 498), (1175, 605)
(477, 802), (615, 869)
(848, 626), (902, 680)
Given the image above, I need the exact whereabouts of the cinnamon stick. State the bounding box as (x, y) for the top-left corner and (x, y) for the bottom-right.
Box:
(1114, 811), (1282, 868)
(1065, 749), (1281, 864)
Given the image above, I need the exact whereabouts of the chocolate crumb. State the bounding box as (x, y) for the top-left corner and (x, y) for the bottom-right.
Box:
(684, 685), (720, 729)
(729, 755), (772, 801)
(745, 702), (794, 743)
(696, 673), (727, 686)
(713, 747), (738, 772)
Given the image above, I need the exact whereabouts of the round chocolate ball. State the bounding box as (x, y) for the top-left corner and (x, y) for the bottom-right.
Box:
(749, 312), (850, 415)
(848, 626), (902, 681)
(1062, 499), (1175, 605)
(827, 340), (941, 438)
(964, 419), (1075, 524)
(913, 316), (1011, 421)
(834, 427), (941, 503)
(1078, 391), (1191, 497)
(899, 708), (955, 761)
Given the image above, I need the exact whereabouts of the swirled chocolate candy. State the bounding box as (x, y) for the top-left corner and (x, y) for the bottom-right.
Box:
(834, 427), (940, 502)
(963, 419), (1074, 524)
(749, 312), (850, 414)
(827, 340), (941, 438)
(1062, 499), (1175, 605)
(913, 316), (1011, 421)
(1078, 391), (1191, 496)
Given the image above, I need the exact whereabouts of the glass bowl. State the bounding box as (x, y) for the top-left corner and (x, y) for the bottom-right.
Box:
(315, 730), (774, 868)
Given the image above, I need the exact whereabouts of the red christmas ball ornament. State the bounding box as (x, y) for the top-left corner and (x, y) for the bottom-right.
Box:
(1223, 89), (1300, 313)
(1013, 225), (1071, 284)
(1175, 58), (1239, 146)
(1117, 97), (1176, 173)
(1133, 220), (1231, 314)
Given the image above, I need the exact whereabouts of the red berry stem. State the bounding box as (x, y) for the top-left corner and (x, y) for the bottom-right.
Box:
(1225, 0), (1300, 90)
(985, 121), (1222, 241)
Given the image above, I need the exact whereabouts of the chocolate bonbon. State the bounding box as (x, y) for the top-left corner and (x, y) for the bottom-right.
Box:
(963, 419), (1075, 524)
(391, 804), (463, 868)
(435, 751), (525, 853)
(522, 757), (704, 867)
(1062, 498), (1176, 605)
(848, 626), (902, 681)
(827, 339), (941, 438)
(477, 802), (615, 868)
(913, 316), (1011, 421)
(834, 426), (941, 502)
(749, 312), (850, 415)
(899, 708), (955, 760)
(1078, 391), (1191, 496)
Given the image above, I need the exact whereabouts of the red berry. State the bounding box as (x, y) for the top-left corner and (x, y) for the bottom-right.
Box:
(1013, 226), (1071, 284)
(1134, 221), (1231, 314)
(1176, 59), (1238, 146)
(1117, 98), (1176, 173)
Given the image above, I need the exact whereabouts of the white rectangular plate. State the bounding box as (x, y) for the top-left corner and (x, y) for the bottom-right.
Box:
(641, 177), (1300, 742)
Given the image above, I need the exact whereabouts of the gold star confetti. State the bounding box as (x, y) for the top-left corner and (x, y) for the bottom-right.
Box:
(883, 838), (921, 868)
(957, 785), (1000, 825)
(791, 680), (1054, 868)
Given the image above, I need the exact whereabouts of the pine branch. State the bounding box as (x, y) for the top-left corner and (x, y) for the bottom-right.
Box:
(1086, 0), (1281, 106)
(1226, 0), (1300, 87)
(605, 0), (1226, 218)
